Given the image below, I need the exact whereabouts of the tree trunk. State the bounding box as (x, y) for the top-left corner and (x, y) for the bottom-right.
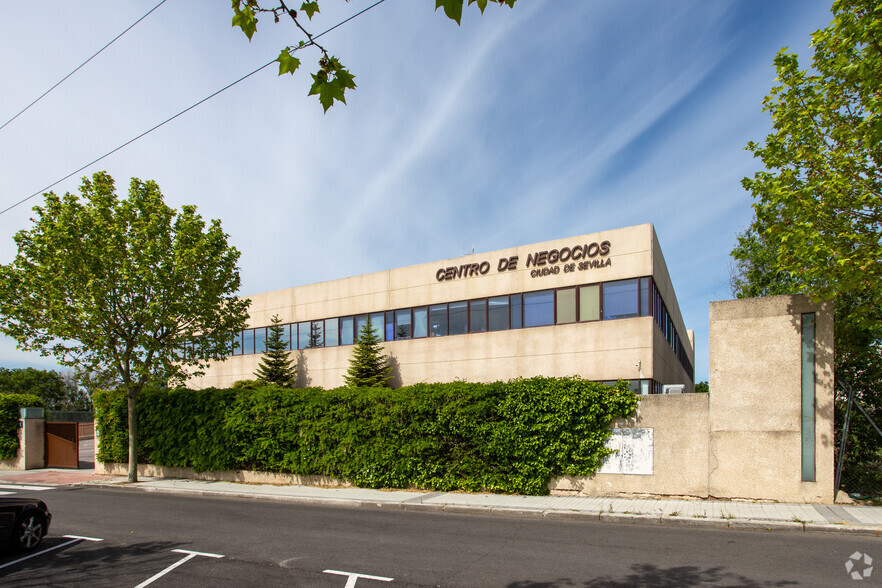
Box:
(127, 387), (138, 483)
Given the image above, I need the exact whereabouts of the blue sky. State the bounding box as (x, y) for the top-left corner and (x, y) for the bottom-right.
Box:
(0, 0), (834, 382)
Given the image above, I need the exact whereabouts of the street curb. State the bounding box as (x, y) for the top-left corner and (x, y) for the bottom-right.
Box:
(69, 482), (882, 536)
(803, 523), (882, 536)
(660, 516), (729, 529)
(599, 512), (662, 525)
(542, 510), (600, 521)
(728, 520), (806, 532)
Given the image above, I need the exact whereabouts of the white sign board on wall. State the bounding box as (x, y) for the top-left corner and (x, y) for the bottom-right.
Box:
(598, 428), (653, 475)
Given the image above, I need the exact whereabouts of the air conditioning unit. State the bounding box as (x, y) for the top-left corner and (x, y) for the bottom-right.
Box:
(662, 384), (685, 394)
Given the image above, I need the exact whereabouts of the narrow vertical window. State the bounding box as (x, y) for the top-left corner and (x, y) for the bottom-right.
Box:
(510, 294), (522, 329)
(355, 314), (368, 340)
(297, 321), (310, 349)
(413, 307), (428, 338)
(243, 329), (255, 355)
(340, 316), (354, 345)
(556, 288), (576, 324)
(448, 301), (468, 335)
(579, 285), (600, 321)
(429, 303), (447, 337)
(488, 296), (509, 331)
(394, 309), (412, 340)
(369, 312), (384, 341)
(801, 313), (816, 482)
(254, 327), (267, 354)
(309, 320), (324, 348)
(324, 318), (339, 347)
(640, 277), (650, 316)
(469, 299), (487, 333)
(385, 310), (394, 341)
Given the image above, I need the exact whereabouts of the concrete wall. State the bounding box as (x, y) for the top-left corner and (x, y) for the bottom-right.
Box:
(552, 394), (709, 497)
(0, 417), (45, 470)
(553, 294), (834, 503)
(707, 295), (834, 503)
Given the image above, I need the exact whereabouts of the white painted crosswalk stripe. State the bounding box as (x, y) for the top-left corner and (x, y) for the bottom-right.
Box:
(0, 484), (53, 491)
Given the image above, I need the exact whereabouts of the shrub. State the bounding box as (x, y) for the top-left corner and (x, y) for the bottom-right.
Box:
(94, 377), (637, 495)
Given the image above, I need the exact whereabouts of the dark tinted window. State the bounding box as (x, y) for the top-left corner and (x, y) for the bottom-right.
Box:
(449, 301), (468, 335)
(469, 299), (486, 333)
(523, 290), (554, 327)
(602, 279), (639, 320)
(488, 296), (509, 331)
(429, 304), (447, 337)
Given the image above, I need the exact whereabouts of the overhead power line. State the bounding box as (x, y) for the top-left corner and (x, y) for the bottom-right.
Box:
(1, 0), (388, 217)
(0, 0), (170, 134)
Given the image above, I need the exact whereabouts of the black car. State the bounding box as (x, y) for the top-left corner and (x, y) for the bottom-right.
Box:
(0, 498), (52, 552)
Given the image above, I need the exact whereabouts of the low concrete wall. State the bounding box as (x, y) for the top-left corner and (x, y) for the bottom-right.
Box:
(551, 394), (709, 498)
(96, 461), (352, 487)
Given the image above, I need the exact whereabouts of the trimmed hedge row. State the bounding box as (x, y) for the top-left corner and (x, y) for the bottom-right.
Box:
(94, 377), (637, 495)
(0, 393), (45, 460)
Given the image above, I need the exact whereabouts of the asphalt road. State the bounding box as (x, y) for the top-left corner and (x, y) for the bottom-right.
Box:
(0, 486), (879, 587)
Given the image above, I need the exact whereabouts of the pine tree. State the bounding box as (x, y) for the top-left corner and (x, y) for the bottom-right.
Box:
(254, 315), (297, 387)
(344, 321), (391, 388)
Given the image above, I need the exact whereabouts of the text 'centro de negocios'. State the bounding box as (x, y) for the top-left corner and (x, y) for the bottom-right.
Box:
(435, 240), (611, 282)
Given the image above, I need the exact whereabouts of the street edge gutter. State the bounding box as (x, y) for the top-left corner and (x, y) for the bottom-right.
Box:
(66, 482), (882, 537)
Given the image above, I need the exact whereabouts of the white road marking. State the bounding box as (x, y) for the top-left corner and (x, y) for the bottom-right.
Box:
(0, 535), (102, 571)
(0, 491), (15, 495)
(63, 535), (105, 541)
(324, 569), (394, 587)
(0, 484), (53, 491)
(134, 549), (224, 588)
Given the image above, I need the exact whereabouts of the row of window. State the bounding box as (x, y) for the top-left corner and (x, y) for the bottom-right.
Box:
(227, 276), (694, 381)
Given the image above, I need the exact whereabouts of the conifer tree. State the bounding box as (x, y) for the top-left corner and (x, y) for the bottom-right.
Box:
(344, 322), (391, 388)
(254, 315), (296, 387)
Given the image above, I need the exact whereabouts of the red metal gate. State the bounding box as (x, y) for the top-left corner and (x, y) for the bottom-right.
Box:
(45, 422), (79, 468)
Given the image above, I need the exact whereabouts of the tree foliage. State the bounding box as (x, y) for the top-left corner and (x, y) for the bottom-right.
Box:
(0, 172), (251, 481)
(344, 322), (391, 388)
(738, 0), (881, 331)
(231, 0), (518, 111)
(0, 368), (91, 411)
(254, 315), (297, 387)
(734, 1), (882, 493)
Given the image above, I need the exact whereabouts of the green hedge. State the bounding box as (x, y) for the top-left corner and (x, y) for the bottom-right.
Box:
(0, 393), (45, 460)
(94, 377), (637, 495)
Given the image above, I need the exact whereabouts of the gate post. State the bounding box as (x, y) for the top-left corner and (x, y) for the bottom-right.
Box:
(19, 407), (46, 470)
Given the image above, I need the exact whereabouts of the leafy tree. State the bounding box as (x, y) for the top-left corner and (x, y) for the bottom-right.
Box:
(694, 381), (709, 394)
(0, 367), (64, 408)
(254, 315), (297, 387)
(231, 0), (518, 111)
(0, 172), (251, 482)
(344, 321), (391, 388)
(738, 0), (881, 331)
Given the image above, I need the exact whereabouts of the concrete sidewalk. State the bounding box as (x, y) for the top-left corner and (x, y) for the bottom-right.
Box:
(3, 468), (882, 536)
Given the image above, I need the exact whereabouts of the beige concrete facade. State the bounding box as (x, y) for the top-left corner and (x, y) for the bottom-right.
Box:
(190, 224), (694, 391)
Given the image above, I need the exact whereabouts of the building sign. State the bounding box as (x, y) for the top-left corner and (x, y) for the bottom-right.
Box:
(435, 240), (612, 282)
